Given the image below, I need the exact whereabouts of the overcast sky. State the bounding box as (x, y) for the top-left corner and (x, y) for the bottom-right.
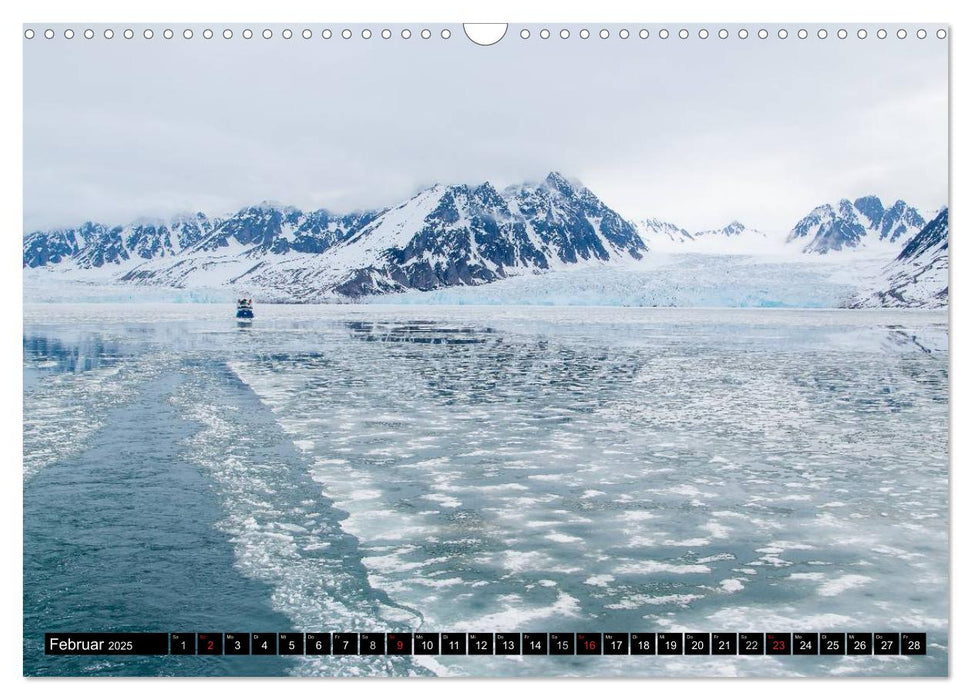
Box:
(24, 24), (948, 233)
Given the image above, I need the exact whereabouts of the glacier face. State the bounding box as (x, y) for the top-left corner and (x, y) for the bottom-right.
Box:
(629, 196), (943, 308)
(374, 254), (863, 309)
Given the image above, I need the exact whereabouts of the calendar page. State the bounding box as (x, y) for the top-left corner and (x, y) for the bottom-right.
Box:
(22, 22), (948, 677)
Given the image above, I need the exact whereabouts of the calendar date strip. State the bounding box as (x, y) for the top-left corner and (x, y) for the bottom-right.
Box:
(45, 632), (928, 656)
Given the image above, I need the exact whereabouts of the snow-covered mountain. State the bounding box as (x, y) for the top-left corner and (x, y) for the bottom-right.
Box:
(23, 214), (220, 269)
(115, 206), (385, 291)
(689, 221), (784, 254)
(635, 218), (694, 250)
(24, 206), (383, 275)
(23, 182), (948, 307)
(635, 218), (781, 254)
(787, 196), (926, 254)
(183, 205), (381, 256)
(251, 173), (645, 298)
(25, 172), (645, 299)
(852, 208), (949, 308)
(694, 220), (749, 238)
(24, 222), (114, 268)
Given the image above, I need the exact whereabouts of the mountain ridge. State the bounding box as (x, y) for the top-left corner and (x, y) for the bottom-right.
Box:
(787, 196), (926, 254)
(26, 172), (646, 299)
(24, 183), (946, 306)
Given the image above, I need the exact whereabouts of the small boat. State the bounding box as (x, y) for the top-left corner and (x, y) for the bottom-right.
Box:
(236, 297), (254, 321)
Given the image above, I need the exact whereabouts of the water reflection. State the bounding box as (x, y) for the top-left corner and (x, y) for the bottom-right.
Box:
(346, 320), (492, 345)
(882, 324), (947, 355)
(23, 334), (129, 391)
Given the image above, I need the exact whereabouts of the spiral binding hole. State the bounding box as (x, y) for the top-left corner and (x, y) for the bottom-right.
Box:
(21, 25), (948, 45)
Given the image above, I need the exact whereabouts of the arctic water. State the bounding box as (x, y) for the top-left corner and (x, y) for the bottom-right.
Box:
(23, 304), (948, 677)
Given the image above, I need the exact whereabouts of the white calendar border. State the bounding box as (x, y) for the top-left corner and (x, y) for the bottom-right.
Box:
(1, 1), (964, 700)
